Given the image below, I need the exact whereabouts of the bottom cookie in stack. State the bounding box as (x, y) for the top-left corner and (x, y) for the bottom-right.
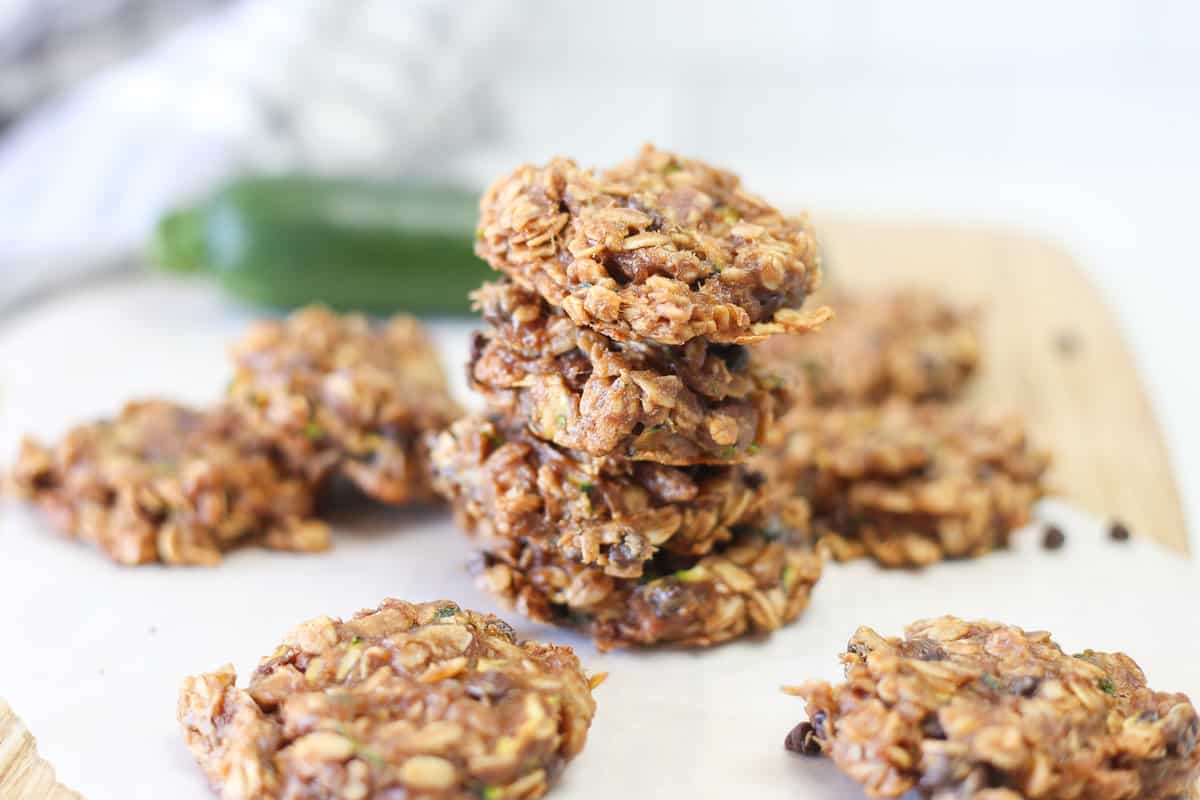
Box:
(757, 399), (1049, 567)
(429, 414), (822, 650)
(475, 528), (822, 651)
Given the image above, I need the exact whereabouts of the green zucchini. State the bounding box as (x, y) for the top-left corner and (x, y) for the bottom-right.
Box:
(149, 176), (489, 314)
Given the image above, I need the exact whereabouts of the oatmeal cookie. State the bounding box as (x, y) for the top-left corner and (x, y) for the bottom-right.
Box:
(475, 144), (831, 345)
(785, 617), (1200, 799)
(469, 280), (785, 463)
(428, 414), (800, 578)
(759, 400), (1048, 566)
(178, 599), (602, 800)
(6, 400), (327, 565)
(757, 289), (980, 405)
(228, 306), (459, 505)
(475, 527), (821, 650)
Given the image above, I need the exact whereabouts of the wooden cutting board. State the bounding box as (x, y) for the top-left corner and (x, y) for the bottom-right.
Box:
(819, 219), (1189, 554)
(0, 700), (80, 799)
(0, 220), (1189, 798)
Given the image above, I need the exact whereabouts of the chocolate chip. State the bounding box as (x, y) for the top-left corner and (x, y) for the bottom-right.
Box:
(643, 581), (699, 618)
(905, 637), (947, 662)
(811, 710), (827, 738)
(710, 343), (749, 372)
(1042, 525), (1066, 550)
(1010, 676), (1039, 697)
(468, 331), (488, 368)
(1139, 710), (1160, 723)
(847, 641), (871, 660)
(1109, 520), (1131, 542)
(742, 470), (766, 490)
(921, 714), (946, 740)
(784, 721), (823, 756)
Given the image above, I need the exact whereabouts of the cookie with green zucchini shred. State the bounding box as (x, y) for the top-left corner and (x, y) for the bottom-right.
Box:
(475, 524), (822, 651)
(428, 414), (803, 579)
(7, 399), (327, 565)
(476, 144), (831, 346)
(470, 279), (789, 464)
(228, 306), (460, 505)
(178, 599), (604, 800)
(785, 617), (1200, 800)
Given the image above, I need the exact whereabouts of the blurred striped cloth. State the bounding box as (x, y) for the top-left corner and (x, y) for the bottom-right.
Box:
(0, 0), (514, 309)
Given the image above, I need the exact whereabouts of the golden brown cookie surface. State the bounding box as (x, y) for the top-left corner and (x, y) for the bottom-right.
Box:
(756, 289), (979, 406)
(469, 280), (785, 464)
(476, 526), (821, 651)
(786, 617), (1200, 800)
(178, 599), (602, 800)
(476, 144), (830, 346)
(758, 400), (1048, 566)
(7, 399), (327, 565)
(229, 306), (459, 505)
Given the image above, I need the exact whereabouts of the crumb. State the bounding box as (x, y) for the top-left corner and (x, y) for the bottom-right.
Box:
(1042, 524), (1066, 550)
(1109, 520), (1132, 542)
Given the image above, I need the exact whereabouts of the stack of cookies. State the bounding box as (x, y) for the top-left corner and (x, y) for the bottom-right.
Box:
(430, 145), (832, 649)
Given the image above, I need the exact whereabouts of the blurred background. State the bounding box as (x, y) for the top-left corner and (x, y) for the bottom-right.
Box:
(0, 0), (1197, 496)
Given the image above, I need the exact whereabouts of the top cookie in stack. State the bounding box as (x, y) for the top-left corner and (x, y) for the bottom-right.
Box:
(475, 144), (831, 345)
(432, 145), (830, 649)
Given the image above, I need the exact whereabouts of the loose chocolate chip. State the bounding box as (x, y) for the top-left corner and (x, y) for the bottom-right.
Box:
(1010, 676), (1039, 697)
(784, 721), (823, 756)
(1042, 525), (1066, 550)
(1109, 520), (1131, 542)
(1054, 330), (1081, 358)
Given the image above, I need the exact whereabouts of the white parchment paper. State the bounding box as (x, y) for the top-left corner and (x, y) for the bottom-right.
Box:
(1, 278), (1196, 800)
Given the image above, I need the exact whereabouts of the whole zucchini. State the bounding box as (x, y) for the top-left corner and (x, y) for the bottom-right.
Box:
(150, 176), (489, 314)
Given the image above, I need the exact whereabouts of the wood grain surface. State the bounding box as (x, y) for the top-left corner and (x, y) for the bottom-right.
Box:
(0, 700), (81, 799)
(820, 219), (1190, 553)
(0, 220), (1189, 797)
